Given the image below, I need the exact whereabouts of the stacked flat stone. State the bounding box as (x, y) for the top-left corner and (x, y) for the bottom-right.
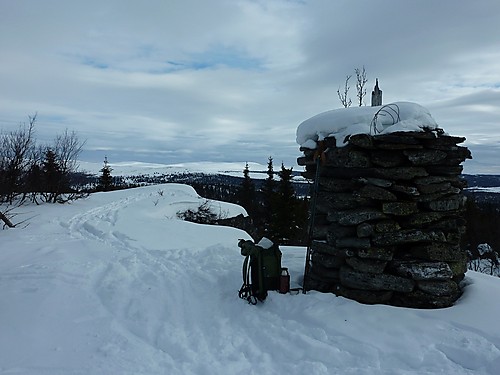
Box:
(297, 129), (472, 308)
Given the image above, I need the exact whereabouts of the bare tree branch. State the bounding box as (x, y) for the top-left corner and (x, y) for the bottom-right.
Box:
(337, 74), (352, 108)
(355, 66), (368, 106)
(0, 210), (15, 228)
(0, 114), (37, 203)
(54, 129), (86, 176)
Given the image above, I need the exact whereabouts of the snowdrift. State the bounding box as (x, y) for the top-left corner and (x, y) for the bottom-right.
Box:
(1, 184), (499, 374)
(296, 101), (439, 149)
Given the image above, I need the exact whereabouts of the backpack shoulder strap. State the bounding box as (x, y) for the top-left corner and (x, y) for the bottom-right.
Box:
(238, 255), (257, 305)
(256, 250), (266, 301)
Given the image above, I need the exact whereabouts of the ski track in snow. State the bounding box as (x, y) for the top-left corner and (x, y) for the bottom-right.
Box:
(59, 186), (273, 374)
(1, 184), (500, 374)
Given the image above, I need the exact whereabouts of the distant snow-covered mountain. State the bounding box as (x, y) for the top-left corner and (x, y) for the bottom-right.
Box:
(78, 161), (269, 179)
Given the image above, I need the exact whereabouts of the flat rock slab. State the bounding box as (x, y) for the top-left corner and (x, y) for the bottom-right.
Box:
(340, 266), (415, 292)
(391, 261), (453, 281)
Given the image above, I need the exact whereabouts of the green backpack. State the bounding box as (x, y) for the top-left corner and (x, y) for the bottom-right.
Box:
(238, 238), (282, 304)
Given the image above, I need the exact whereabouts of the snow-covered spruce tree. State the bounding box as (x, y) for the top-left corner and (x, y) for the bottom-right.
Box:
(99, 157), (114, 191)
(237, 162), (256, 216)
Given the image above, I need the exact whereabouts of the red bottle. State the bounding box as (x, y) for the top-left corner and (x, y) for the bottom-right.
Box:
(279, 268), (290, 294)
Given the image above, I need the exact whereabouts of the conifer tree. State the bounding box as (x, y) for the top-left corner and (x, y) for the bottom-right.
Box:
(277, 163), (294, 203)
(260, 156), (276, 233)
(262, 156), (275, 197)
(99, 156), (113, 191)
(237, 162), (256, 216)
(272, 163), (296, 242)
(25, 160), (42, 203)
(42, 148), (64, 203)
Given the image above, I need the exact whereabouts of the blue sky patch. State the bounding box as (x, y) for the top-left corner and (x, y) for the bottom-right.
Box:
(80, 57), (109, 70)
(167, 46), (264, 72)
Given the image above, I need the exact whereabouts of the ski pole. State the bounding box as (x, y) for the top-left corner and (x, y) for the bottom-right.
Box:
(302, 144), (323, 294)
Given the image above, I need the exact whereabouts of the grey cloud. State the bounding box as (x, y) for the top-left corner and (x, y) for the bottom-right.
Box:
(1, 0), (500, 173)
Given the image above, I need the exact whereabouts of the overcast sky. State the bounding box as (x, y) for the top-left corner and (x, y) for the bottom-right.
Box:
(1, 0), (500, 174)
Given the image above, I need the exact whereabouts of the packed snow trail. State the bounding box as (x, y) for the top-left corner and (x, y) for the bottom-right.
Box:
(1, 184), (499, 374)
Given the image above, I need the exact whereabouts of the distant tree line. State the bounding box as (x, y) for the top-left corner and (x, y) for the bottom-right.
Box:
(176, 157), (310, 245)
(233, 157), (309, 245)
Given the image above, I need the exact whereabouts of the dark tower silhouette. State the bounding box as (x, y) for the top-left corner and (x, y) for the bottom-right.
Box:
(371, 79), (382, 106)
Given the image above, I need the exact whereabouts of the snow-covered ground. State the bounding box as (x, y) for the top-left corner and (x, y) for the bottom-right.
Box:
(1, 184), (499, 374)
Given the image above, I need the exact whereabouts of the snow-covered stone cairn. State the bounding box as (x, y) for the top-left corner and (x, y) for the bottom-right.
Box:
(296, 102), (472, 308)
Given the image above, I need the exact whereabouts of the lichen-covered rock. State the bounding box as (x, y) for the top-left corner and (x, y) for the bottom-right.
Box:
(356, 222), (374, 238)
(317, 192), (371, 211)
(340, 266), (415, 292)
(345, 257), (387, 274)
(374, 220), (401, 233)
(328, 208), (387, 225)
(347, 133), (374, 149)
(415, 181), (452, 194)
(417, 280), (459, 296)
(357, 185), (398, 201)
(391, 261), (453, 281)
(426, 165), (463, 175)
(404, 149), (447, 165)
(326, 224), (357, 246)
(407, 243), (464, 262)
(375, 133), (424, 145)
(311, 241), (353, 258)
(403, 212), (451, 226)
(312, 224), (329, 240)
(324, 148), (371, 168)
(448, 260), (468, 280)
(392, 290), (459, 309)
(357, 247), (394, 261)
(372, 230), (446, 246)
(373, 167), (428, 180)
(335, 237), (371, 249)
(389, 184), (420, 196)
(319, 178), (360, 192)
(371, 151), (406, 167)
(312, 252), (345, 269)
(382, 202), (419, 216)
(426, 196), (466, 211)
